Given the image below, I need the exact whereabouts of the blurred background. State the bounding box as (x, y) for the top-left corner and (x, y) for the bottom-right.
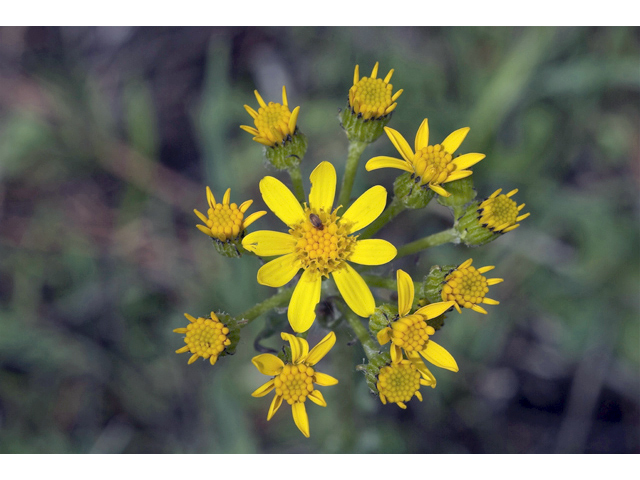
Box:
(0, 26), (638, 454)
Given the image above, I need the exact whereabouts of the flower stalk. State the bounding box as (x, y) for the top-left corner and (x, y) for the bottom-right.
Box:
(396, 227), (459, 258)
(337, 140), (368, 208)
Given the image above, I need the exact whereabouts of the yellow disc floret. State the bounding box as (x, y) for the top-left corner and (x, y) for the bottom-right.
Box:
(377, 360), (423, 409)
(174, 313), (231, 366)
(349, 62), (403, 120)
(478, 188), (530, 233)
(389, 314), (436, 353)
(240, 87), (300, 147)
(441, 259), (503, 314)
(274, 364), (316, 405)
(413, 144), (457, 187)
(290, 207), (357, 277)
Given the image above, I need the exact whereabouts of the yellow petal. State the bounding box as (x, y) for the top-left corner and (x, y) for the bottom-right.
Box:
(267, 394), (283, 421)
(376, 327), (391, 345)
(288, 269), (322, 333)
(396, 269), (414, 317)
(443, 170), (473, 183)
(441, 127), (470, 154)
(332, 264), (375, 318)
(251, 353), (284, 376)
(414, 118), (430, 152)
(259, 176), (305, 227)
(251, 379), (275, 398)
(308, 390), (327, 407)
(414, 301), (456, 320)
(340, 185), (387, 233)
(257, 253), (301, 287)
(193, 208), (209, 225)
(281, 333), (310, 363)
(421, 340), (459, 372)
(239, 125), (259, 136)
(288, 105), (300, 134)
(390, 344), (402, 364)
(384, 127), (414, 163)
(242, 230), (296, 256)
(365, 156), (413, 173)
(452, 152), (485, 170)
(242, 210), (267, 229)
(292, 402), (310, 438)
(314, 372), (339, 386)
(254, 89), (267, 108)
(305, 331), (336, 366)
(348, 239), (397, 266)
(429, 184), (450, 197)
(309, 161), (336, 212)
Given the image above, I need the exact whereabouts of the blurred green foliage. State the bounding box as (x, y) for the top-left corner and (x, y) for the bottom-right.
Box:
(0, 26), (638, 453)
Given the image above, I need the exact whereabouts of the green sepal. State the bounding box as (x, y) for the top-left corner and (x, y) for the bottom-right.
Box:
(368, 304), (397, 337)
(211, 236), (245, 258)
(420, 264), (456, 304)
(263, 130), (308, 170)
(436, 175), (477, 209)
(393, 172), (435, 209)
(356, 351), (392, 396)
(339, 104), (391, 143)
(215, 312), (242, 356)
(456, 200), (502, 247)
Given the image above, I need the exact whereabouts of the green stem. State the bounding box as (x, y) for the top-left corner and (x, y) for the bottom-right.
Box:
(358, 196), (405, 240)
(337, 302), (378, 360)
(238, 286), (294, 324)
(337, 140), (368, 208)
(396, 227), (459, 258)
(288, 164), (305, 203)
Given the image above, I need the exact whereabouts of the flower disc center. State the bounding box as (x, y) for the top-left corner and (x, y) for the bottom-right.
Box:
(413, 144), (456, 186)
(391, 314), (436, 352)
(442, 265), (489, 309)
(349, 77), (394, 120)
(377, 362), (421, 404)
(479, 195), (519, 231)
(274, 364), (315, 405)
(254, 103), (292, 145)
(207, 203), (244, 241)
(185, 317), (231, 358)
(290, 208), (357, 277)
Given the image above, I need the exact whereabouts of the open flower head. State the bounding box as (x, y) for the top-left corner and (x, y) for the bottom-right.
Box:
(377, 270), (458, 382)
(194, 187), (266, 242)
(241, 86), (300, 147)
(441, 259), (503, 314)
(366, 119), (485, 197)
(478, 188), (530, 233)
(242, 162), (397, 332)
(174, 312), (232, 366)
(251, 331), (338, 438)
(377, 358), (438, 409)
(349, 62), (403, 120)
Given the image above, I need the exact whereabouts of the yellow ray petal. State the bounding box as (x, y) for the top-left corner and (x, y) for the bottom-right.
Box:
(267, 394), (283, 421)
(390, 344), (403, 364)
(251, 353), (284, 376)
(376, 327), (391, 345)
(193, 208), (209, 225)
(288, 105), (300, 134)
(443, 170), (473, 183)
(314, 372), (339, 386)
(384, 127), (414, 163)
(243, 230), (296, 256)
(414, 301), (456, 320)
(429, 184), (450, 197)
(452, 152), (485, 170)
(242, 210), (267, 229)
(240, 125), (259, 136)
(281, 333), (310, 363)
(415, 118), (430, 152)
(332, 264), (375, 318)
(288, 269), (322, 333)
(292, 402), (310, 438)
(259, 176), (305, 227)
(370, 61), (379, 79)
(243, 104), (258, 119)
(365, 156), (413, 173)
(348, 239), (397, 266)
(256, 253), (301, 287)
(441, 127), (470, 154)
(340, 185), (387, 233)
(195, 224), (214, 237)
(396, 269), (414, 317)
(251, 379), (275, 398)
(308, 390), (327, 407)
(353, 64), (359, 85)
(281, 85), (288, 107)
(309, 161), (336, 212)
(254, 89), (267, 108)
(305, 331), (336, 366)
(421, 340), (459, 372)
(222, 188), (231, 205)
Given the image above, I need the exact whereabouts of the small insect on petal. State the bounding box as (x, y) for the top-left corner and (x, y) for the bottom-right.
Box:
(309, 213), (324, 230)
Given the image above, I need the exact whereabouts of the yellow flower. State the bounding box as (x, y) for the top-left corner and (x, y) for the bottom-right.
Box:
(348, 62), (403, 120)
(251, 331), (338, 438)
(242, 161), (397, 333)
(478, 188), (530, 233)
(365, 119), (485, 197)
(377, 269), (459, 382)
(174, 312), (231, 365)
(441, 259), (503, 314)
(240, 86), (301, 147)
(194, 187), (266, 242)
(376, 358), (435, 409)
